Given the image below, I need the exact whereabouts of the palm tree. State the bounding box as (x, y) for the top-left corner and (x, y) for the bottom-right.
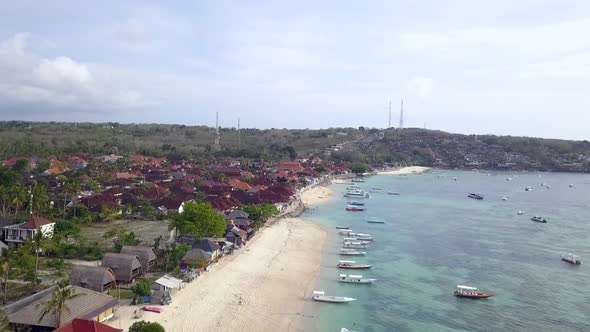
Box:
(11, 184), (27, 217)
(31, 230), (46, 291)
(0, 248), (16, 304)
(37, 280), (81, 328)
(0, 186), (9, 217)
(32, 184), (50, 216)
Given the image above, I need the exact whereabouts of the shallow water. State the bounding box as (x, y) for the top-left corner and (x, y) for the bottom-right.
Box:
(303, 170), (590, 332)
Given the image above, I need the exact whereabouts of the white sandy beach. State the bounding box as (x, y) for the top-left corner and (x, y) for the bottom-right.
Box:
(377, 166), (431, 175)
(108, 215), (327, 332)
(300, 185), (336, 208)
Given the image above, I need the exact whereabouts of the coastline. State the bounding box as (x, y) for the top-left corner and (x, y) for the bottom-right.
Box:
(108, 186), (334, 332)
(376, 166), (431, 176)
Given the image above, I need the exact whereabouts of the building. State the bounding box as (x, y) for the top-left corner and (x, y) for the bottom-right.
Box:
(2, 215), (55, 247)
(54, 319), (122, 332)
(101, 253), (142, 284)
(120, 246), (157, 273)
(70, 265), (117, 293)
(4, 285), (117, 331)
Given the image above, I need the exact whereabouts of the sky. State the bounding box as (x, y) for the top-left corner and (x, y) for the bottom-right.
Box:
(1, 0), (589, 140)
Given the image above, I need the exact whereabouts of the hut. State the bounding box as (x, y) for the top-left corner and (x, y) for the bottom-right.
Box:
(120, 246), (157, 272)
(70, 265), (116, 293)
(181, 248), (212, 269)
(101, 253), (142, 284)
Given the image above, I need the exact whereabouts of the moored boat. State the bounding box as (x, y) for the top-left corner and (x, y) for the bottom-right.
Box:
(351, 178), (365, 183)
(338, 274), (377, 284)
(343, 237), (371, 244)
(367, 217), (385, 224)
(336, 226), (350, 230)
(468, 193), (484, 200)
(312, 290), (356, 303)
(340, 249), (366, 256)
(346, 205), (366, 211)
(337, 260), (372, 269)
(531, 216), (547, 223)
(387, 191), (401, 195)
(517, 210), (525, 215)
(342, 242), (369, 249)
(339, 230), (354, 235)
(453, 285), (494, 299)
(502, 196), (508, 201)
(561, 253), (581, 265)
(348, 201), (365, 206)
(525, 186), (534, 191)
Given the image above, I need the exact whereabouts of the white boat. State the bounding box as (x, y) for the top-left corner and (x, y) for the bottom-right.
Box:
(517, 210), (525, 215)
(338, 274), (376, 284)
(346, 186), (361, 190)
(367, 217), (385, 224)
(342, 242), (369, 249)
(337, 260), (372, 269)
(340, 249), (366, 256)
(525, 186), (534, 191)
(343, 238), (371, 244)
(561, 253), (581, 265)
(350, 233), (373, 241)
(339, 230), (354, 235)
(502, 196), (508, 201)
(341, 328), (358, 332)
(312, 290), (356, 303)
(387, 191), (401, 195)
(344, 190), (369, 198)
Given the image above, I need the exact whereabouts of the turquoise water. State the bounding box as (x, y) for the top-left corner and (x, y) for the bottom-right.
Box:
(302, 170), (590, 332)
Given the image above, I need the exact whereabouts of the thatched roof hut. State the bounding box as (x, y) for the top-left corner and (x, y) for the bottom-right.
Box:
(121, 246), (157, 272)
(70, 265), (116, 293)
(101, 253), (142, 283)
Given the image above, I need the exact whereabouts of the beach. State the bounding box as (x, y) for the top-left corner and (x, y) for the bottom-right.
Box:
(109, 189), (331, 332)
(300, 185), (336, 208)
(376, 166), (430, 176)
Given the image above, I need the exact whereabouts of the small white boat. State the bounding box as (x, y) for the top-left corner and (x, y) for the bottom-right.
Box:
(525, 186), (534, 191)
(343, 238), (371, 244)
(342, 242), (368, 249)
(367, 217), (385, 224)
(387, 191), (401, 195)
(502, 196), (508, 201)
(517, 210), (525, 215)
(338, 260), (372, 269)
(338, 274), (376, 284)
(341, 328), (358, 332)
(561, 253), (581, 265)
(312, 290), (356, 303)
(340, 249), (366, 256)
(339, 230), (354, 236)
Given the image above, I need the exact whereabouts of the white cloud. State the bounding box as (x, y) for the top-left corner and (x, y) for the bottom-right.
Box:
(0, 32), (29, 55)
(34, 56), (93, 86)
(407, 77), (434, 98)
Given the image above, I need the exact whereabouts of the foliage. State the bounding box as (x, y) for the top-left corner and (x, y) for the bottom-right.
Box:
(129, 321), (165, 332)
(165, 243), (191, 271)
(107, 228), (142, 252)
(0, 309), (9, 332)
(55, 220), (81, 238)
(131, 279), (152, 298)
(0, 166), (18, 187)
(99, 206), (121, 222)
(37, 280), (80, 327)
(350, 162), (369, 174)
(0, 249), (17, 304)
(170, 202), (226, 239)
(242, 204), (279, 222)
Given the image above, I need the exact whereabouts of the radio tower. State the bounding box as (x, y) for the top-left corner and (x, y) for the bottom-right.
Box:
(214, 112), (220, 146)
(237, 118), (241, 150)
(399, 99), (404, 129)
(388, 100), (392, 128)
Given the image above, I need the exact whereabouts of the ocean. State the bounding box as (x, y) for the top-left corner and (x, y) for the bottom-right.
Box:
(302, 170), (590, 332)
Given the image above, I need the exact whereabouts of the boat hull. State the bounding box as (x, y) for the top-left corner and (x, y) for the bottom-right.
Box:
(338, 265), (372, 269)
(562, 258), (581, 265)
(454, 291), (494, 299)
(312, 296), (356, 303)
(338, 279), (376, 284)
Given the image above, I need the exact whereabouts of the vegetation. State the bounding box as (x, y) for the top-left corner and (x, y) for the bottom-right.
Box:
(170, 202), (226, 239)
(37, 280), (80, 327)
(350, 162), (369, 174)
(131, 279), (152, 305)
(241, 204), (279, 228)
(129, 321), (165, 332)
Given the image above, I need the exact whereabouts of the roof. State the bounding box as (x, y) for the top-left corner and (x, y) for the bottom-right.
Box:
(182, 248), (211, 263)
(154, 274), (183, 289)
(457, 285), (477, 290)
(21, 215), (54, 229)
(70, 265), (116, 292)
(54, 319), (123, 332)
(226, 210), (249, 220)
(101, 253), (142, 281)
(193, 239), (220, 252)
(120, 246), (156, 264)
(5, 285), (116, 328)
(228, 178), (253, 191)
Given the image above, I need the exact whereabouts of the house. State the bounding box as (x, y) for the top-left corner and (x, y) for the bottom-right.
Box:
(54, 319), (122, 332)
(101, 253), (142, 284)
(3, 215), (55, 247)
(2, 157), (36, 169)
(226, 210), (249, 221)
(180, 248), (212, 269)
(66, 156), (88, 169)
(0, 217), (13, 247)
(120, 246), (157, 273)
(277, 161), (305, 173)
(4, 285), (117, 331)
(225, 226), (247, 247)
(70, 265), (116, 293)
(228, 178), (253, 191)
(203, 237), (235, 255)
(152, 274), (183, 292)
(192, 239), (221, 261)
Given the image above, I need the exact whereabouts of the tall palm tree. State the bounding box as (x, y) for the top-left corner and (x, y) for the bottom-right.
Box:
(11, 184), (27, 217)
(31, 230), (46, 291)
(37, 280), (81, 328)
(0, 248), (15, 304)
(32, 185), (50, 216)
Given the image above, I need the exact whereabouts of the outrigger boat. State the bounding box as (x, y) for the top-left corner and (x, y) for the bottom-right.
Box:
(312, 290), (356, 303)
(342, 242), (369, 249)
(348, 201), (365, 206)
(367, 217), (385, 224)
(336, 226), (350, 230)
(346, 205), (366, 211)
(338, 274), (377, 284)
(561, 253), (581, 265)
(340, 249), (366, 256)
(531, 216), (548, 223)
(337, 260), (372, 269)
(453, 285), (494, 299)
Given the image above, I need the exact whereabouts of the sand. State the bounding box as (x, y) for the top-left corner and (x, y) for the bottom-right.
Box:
(108, 217), (327, 332)
(300, 185), (336, 208)
(376, 166), (431, 176)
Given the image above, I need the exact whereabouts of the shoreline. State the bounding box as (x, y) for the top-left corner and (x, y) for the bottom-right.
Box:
(375, 166), (431, 176)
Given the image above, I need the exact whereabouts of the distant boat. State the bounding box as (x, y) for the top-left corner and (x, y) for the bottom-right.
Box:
(517, 210), (525, 215)
(453, 285), (494, 299)
(346, 205), (366, 212)
(367, 217), (385, 224)
(351, 178), (365, 183)
(561, 253), (581, 265)
(342, 242), (368, 249)
(531, 216), (547, 223)
(506, 177), (512, 181)
(336, 226), (350, 230)
(343, 238), (371, 244)
(502, 196), (508, 201)
(371, 187), (382, 191)
(341, 328), (358, 332)
(346, 186), (361, 190)
(387, 191), (401, 195)
(340, 249), (366, 256)
(347, 233), (373, 241)
(338, 274), (377, 284)
(312, 290), (356, 303)
(453, 177), (458, 181)
(525, 186), (534, 191)
(348, 201), (365, 206)
(468, 193), (484, 200)
(339, 230), (354, 235)
(337, 260), (372, 269)
(569, 184), (575, 188)
(344, 190), (369, 198)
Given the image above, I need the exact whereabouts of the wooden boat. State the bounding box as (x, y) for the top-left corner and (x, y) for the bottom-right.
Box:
(337, 260), (372, 269)
(346, 205), (366, 212)
(342, 242), (368, 249)
(531, 216), (547, 223)
(348, 201), (365, 206)
(387, 191), (401, 195)
(339, 230), (354, 236)
(312, 290), (356, 303)
(336, 226), (350, 230)
(468, 193), (484, 200)
(340, 249), (366, 256)
(367, 217), (385, 224)
(561, 253), (581, 265)
(453, 285), (494, 299)
(338, 274), (376, 284)
(143, 306), (163, 313)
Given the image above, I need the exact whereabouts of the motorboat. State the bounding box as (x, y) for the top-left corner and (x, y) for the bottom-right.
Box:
(468, 193), (484, 200)
(525, 186), (534, 191)
(367, 217), (385, 224)
(343, 238), (371, 244)
(339, 230), (354, 235)
(312, 290), (356, 303)
(569, 184), (574, 188)
(517, 210), (525, 215)
(342, 242), (369, 249)
(531, 216), (547, 223)
(502, 196), (508, 201)
(346, 205), (366, 212)
(338, 274), (377, 284)
(351, 233), (373, 241)
(346, 186), (361, 191)
(453, 285), (494, 299)
(340, 249), (366, 256)
(341, 328), (358, 332)
(336, 226), (350, 230)
(337, 260), (372, 269)
(351, 178), (365, 183)
(344, 190), (369, 198)
(387, 191), (401, 195)
(348, 201), (365, 206)
(561, 253), (581, 265)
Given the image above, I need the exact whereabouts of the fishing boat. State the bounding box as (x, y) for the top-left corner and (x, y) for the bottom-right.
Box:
(525, 186), (534, 191)
(339, 230), (354, 235)
(387, 191), (401, 195)
(517, 210), (525, 215)
(346, 205), (366, 212)
(348, 201), (365, 206)
(531, 216), (548, 223)
(502, 196), (508, 201)
(351, 178), (365, 183)
(453, 285), (494, 299)
(367, 217), (385, 224)
(346, 185), (361, 190)
(337, 260), (372, 269)
(342, 242), (369, 249)
(468, 193), (484, 200)
(561, 253), (581, 265)
(344, 190), (369, 198)
(338, 274), (377, 284)
(343, 238), (371, 244)
(340, 249), (366, 256)
(311, 290), (356, 303)
(351, 233), (373, 241)
(336, 226), (350, 230)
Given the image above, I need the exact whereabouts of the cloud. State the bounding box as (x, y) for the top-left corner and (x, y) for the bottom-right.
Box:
(407, 77), (434, 98)
(34, 56), (93, 86)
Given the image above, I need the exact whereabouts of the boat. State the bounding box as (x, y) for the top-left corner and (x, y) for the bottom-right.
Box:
(351, 178), (365, 183)
(143, 307), (163, 313)
(344, 190), (369, 198)
(502, 196), (508, 201)
(453, 177), (458, 181)
(387, 191), (401, 195)
(561, 253), (581, 265)
(453, 285), (494, 299)
(517, 210), (525, 215)
(468, 193), (484, 200)
(337, 260), (372, 269)
(339, 230), (355, 235)
(346, 205), (366, 212)
(367, 217), (385, 224)
(569, 184), (574, 188)
(346, 186), (361, 191)
(348, 201), (365, 206)
(338, 274), (377, 284)
(525, 186), (534, 191)
(531, 216), (548, 223)
(343, 238), (371, 244)
(342, 242), (369, 249)
(336, 226), (350, 230)
(371, 187), (382, 191)
(311, 290), (356, 303)
(340, 249), (366, 256)
(506, 177), (512, 181)
(346, 232), (373, 241)
(341, 328), (358, 332)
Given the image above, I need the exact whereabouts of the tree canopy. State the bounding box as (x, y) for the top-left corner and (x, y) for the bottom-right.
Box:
(171, 202), (226, 239)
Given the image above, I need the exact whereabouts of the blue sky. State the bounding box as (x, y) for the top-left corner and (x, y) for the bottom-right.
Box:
(1, 0), (589, 139)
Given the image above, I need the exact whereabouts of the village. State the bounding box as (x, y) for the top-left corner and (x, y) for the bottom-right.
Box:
(0, 154), (352, 332)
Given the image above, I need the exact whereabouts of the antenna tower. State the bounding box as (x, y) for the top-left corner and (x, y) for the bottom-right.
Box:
(399, 99), (404, 128)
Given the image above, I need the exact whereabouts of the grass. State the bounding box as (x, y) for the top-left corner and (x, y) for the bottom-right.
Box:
(80, 219), (171, 249)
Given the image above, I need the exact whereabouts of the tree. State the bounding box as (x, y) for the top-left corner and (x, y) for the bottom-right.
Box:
(99, 206), (120, 222)
(37, 280), (80, 328)
(0, 248), (16, 304)
(351, 162), (369, 174)
(54, 220), (81, 239)
(171, 202), (225, 239)
(129, 321), (165, 332)
(31, 230), (48, 290)
(131, 279), (151, 305)
(31, 184), (51, 216)
(0, 309), (9, 332)
(12, 159), (29, 173)
(11, 184), (27, 217)
(112, 229), (142, 252)
(0, 186), (9, 217)
(64, 179), (81, 218)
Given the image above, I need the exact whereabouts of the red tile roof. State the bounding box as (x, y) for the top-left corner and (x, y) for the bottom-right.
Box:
(278, 161), (305, 172)
(2, 157), (33, 167)
(228, 178), (253, 191)
(21, 215), (54, 229)
(54, 319), (123, 332)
